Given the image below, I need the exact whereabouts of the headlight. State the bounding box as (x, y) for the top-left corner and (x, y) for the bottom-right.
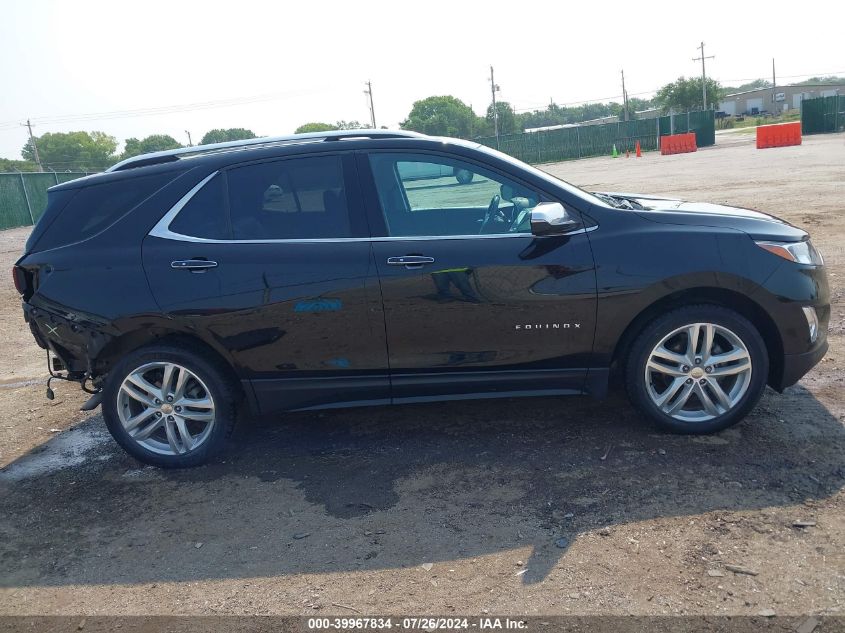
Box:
(756, 239), (824, 265)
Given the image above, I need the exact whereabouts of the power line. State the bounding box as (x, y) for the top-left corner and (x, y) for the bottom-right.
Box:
(511, 69), (845, 113)
(717, 71), (845, 83)
(0, 85), (342, 130)
(2, 67), (843, 138)
(513, 90), (655, 113)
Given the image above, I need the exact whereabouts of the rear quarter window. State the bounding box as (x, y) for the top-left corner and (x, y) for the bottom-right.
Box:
(32, 172), (177, 252)
(24, 188), (77, 253)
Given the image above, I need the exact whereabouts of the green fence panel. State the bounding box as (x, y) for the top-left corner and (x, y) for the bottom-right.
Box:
(23, 172), (60, 222)
(0, 175), (33, 230)
(0, 172), (89, 231)
(657, 111), (715, 147)
(480, 118), (662, 164)
(477, 110), (713, 165)
(689, 110), (715, 147)
(802, 95), (845, 135)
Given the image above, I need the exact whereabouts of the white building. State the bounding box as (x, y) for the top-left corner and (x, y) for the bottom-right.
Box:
(718, 84), (844, 116)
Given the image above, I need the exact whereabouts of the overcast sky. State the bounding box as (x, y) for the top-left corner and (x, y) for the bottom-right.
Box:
(1, 0), (843, 160)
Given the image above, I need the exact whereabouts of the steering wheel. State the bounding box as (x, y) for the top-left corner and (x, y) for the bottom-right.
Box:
(478, 194), (502, 234)
(510, 206), (531, 232)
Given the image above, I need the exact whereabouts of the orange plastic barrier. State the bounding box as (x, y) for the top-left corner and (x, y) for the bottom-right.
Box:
(756, 122), (802, 149)
(660, 132), (697, 155)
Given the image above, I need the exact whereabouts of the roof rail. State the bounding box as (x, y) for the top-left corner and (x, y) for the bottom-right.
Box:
(107, 129), (426, 172)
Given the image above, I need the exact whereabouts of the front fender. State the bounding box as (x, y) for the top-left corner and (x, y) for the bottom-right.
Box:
(587, 218), (783, 365)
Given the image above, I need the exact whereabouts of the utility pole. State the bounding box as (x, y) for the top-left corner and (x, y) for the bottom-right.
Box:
(21, 119), (43, 172)
(693, 42), (715, 110)
(621, 69), (629, 121)
(772, 58), (777, 108)
(364, 80), (376, 128)
(185, 130), (193, 146)
(489, 65), (500, 148)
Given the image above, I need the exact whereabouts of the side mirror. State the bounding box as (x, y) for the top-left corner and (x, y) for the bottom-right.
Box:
(530, 202), (580, 236)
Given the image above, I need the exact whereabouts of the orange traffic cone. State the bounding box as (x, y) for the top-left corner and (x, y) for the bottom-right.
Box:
(635, 140), (642, 157)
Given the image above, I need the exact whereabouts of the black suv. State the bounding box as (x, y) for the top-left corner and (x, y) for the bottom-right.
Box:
(14, 130), (829, 467)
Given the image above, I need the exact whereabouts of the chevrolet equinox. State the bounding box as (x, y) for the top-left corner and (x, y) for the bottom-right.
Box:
(13, 130), (829, 467)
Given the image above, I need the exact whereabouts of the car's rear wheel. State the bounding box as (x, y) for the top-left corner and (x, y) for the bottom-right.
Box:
(102, 345), (238, 468)
(626, 305), (768, 434)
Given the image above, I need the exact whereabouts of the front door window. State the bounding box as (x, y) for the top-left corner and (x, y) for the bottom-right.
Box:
(368, 153), (541, 237)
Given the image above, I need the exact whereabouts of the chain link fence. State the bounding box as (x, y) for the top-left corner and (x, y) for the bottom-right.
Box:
(801, 95), (845, 135)
(0, 113), (720, 231)
(477, 110), (716, 165)
(0, 172), (90, 231)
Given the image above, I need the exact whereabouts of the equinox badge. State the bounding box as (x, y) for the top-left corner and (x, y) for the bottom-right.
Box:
(515, 323), (581, 330)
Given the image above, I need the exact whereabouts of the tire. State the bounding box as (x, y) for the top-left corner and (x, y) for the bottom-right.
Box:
(625, 305), (768, 434)
(102, 344), (239, 468)
(454, 168), (474, 185)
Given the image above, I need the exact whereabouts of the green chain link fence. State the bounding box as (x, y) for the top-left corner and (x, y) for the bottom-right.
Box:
(477, 110), (715, 165)
(0, 172), (90, 231)
(801, 95), (845, 135)
(0, 113), (719, 231)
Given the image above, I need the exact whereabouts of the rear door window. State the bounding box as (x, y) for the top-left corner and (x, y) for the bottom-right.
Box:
(226, 155), (353, 240)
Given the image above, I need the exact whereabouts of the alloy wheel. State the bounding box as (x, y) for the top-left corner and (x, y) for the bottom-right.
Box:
(116, 362), (216, 456)
(644, 322), (752, 423)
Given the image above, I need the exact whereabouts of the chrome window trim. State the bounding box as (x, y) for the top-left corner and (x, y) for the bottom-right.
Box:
(149, 170), (597, 245)
(149, 171), (220, 241)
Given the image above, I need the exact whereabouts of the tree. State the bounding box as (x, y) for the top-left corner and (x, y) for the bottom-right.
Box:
(335, 120), (367, 130)
(199, 128), (256, 145)
(726, 78), (772, 93)
(22, 131), (118, 171)
(795, 75), (845, 85)
(654, 76), (726, 112)
(400, 96), (480, 138)
(515, 96), (661, 131)
(517, 102), (573, 130)
(121, 134), (182, 159)
(294, 121), (367, 134)
(628, 97), (654, 112)
(486, 101), (519, 135)
(295, 122), (338, 134)
(0, 158), (40, 172)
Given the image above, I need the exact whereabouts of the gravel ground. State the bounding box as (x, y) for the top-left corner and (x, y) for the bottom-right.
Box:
(0, 133), (843, 618)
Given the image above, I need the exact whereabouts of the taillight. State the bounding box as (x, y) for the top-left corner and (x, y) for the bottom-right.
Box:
(12, 267), (24, 294)
(12, 266), (30, 297)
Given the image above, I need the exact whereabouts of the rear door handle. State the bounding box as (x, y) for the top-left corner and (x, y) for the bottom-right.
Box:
(387, 255), (435, 269)
(171, 259), (218, 271)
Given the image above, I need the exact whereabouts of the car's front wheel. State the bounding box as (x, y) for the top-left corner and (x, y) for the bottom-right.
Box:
(102, 345), (238, 468)
(626, 305), (769, 434)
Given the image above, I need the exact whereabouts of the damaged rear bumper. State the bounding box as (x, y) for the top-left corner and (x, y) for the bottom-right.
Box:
(22, 302), (112, 377)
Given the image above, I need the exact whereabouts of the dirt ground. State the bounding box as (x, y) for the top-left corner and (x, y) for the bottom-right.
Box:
(0, 133), (843, 618)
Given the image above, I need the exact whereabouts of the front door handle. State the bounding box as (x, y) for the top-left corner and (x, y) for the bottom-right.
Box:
(171, 259), (218, 272)
(387, 255), (435, 269)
